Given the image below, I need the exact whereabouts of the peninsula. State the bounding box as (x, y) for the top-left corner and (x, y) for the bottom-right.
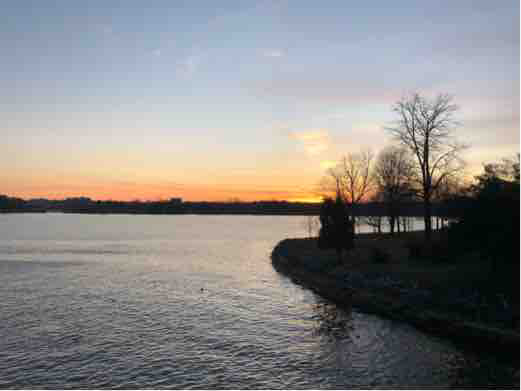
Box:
(272, 230), (519, 357)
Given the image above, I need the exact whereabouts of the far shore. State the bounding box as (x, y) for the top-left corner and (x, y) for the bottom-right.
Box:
(271, 231), (520, 359)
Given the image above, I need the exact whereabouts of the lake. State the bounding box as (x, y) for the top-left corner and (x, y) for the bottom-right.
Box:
(0, 213), (516, 388)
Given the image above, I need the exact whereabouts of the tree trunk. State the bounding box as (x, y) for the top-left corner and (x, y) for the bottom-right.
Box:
(389, 216), (395, 235)
(424, 198), (432, 240)
(397, 217), (401, 233)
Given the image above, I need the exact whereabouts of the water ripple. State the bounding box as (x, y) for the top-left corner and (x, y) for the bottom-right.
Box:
(0, 215), (517, 389)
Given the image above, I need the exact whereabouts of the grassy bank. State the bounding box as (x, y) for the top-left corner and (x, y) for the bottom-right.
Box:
(272, 231), (519, 357)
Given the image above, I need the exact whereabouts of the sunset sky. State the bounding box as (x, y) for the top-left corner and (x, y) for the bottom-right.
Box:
(2, 1), (519, 201)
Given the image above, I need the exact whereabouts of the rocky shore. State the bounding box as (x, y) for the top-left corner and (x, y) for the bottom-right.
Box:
(272, 236), (519, 358)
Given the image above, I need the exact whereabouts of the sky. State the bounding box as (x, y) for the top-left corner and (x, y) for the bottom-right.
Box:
(2, 0), (519, 201)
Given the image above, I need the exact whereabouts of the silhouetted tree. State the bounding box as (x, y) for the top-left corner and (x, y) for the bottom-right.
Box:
(432, 176), (465, 229)
(318, 195), (355, 264)
(508, 153), (520, 183)
(303, 215), (320, 238)
(364, 214), (383, 233)
(448, 158), (519, 300)
(373, 146), (416, 234)
(0, 195), (27, 211)
(361, 192), (385, 234)
(472, 154), (520, 187)
(322, 149), (374, 231)
(386, 93), (466, 240)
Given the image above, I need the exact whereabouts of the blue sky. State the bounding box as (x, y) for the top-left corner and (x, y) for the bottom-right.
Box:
(2, 1), (519, 200)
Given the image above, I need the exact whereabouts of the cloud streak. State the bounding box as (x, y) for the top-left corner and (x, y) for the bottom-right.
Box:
(263, 49), (284, 58)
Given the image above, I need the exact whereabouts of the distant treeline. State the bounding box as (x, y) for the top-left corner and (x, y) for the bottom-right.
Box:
(0, 195), (451, 217)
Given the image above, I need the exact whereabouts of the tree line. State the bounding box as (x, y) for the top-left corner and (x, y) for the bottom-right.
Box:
(317, 92), (519, 265)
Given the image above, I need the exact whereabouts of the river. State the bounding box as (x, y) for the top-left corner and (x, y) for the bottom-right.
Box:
(0, 213), (516, 388)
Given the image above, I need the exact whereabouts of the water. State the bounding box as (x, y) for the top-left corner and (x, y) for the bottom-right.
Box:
(0, 213), (516, 389)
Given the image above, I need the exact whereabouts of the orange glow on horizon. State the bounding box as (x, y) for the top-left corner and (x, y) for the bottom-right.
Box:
(287, 196), (323, 203)
(6, 190), (323, 203)
(3, 180), (321, 203)
(0, 154), (489, 203)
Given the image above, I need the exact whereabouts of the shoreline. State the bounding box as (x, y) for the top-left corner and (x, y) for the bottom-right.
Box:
(271, 236), (519, 359)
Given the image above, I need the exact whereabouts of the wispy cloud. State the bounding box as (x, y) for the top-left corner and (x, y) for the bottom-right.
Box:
(290, 129), (330, 156)
(263, 49), (284, 58)
(176, 54), (201, 78)
(152, 49), (161, 57)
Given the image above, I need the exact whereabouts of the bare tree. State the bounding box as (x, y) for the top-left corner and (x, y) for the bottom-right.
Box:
(386, 93), (466, 240)
(322, 150), (374, 231)
(432, 175), (466, 229)
(373, 146), (416, 235)
(363, 192), (384, 234)
(398, 216), (413, 233)
(302, 215), (320, 238)
(364, 215), (383, 233)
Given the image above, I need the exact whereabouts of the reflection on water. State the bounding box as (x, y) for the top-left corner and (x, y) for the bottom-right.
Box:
(0, 214), (517, 389)
(311, 302), (354, 340)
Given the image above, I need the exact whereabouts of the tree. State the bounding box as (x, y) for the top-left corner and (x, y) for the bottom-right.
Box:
(448, 158), (519, 299)
(318, 194), (354, 264)
(303, 215), (320, 238)
(322, 149), (374, 231)
(386, 93), (466, 240)
(473, 154), (520, 187)
(432, 175), (465, 230)
(507, 153), (520, 183)
(364, 214), (383, 234)
(363, 191), (385, 234)
(373, 146), (416, 235)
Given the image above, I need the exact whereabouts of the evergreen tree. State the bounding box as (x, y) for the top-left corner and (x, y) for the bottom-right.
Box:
(318, 194), (355, 264)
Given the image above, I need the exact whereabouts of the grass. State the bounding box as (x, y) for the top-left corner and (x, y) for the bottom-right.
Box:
(286, 230), (492, 291)
(277, 229), (519, 330)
